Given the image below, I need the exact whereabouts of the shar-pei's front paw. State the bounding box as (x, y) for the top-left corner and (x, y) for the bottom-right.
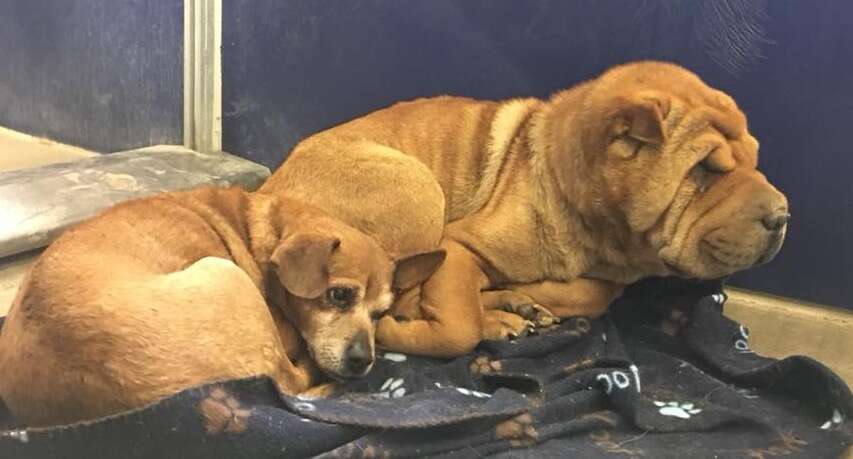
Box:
(482, 309), (535, 341)
(480, 289), (559, 329)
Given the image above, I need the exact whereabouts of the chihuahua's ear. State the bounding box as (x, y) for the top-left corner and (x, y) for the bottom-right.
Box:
(392, 249), (446, 291)
(609, 92), (670, 146)
(271, 232), (341, 298)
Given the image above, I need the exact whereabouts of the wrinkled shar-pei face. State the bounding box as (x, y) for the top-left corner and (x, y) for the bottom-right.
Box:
(563, 62), (789, 279)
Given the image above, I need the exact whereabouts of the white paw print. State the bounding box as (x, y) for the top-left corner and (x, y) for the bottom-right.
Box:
(1, 429), (28, 443)
(820, 409), (844, 430)
(381, 352), (408, 362)
(377, 378), (406, 398)
(654, 400), (702, 419)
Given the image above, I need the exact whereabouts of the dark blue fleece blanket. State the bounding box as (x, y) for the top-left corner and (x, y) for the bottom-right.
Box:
(1, 278), (850, 458)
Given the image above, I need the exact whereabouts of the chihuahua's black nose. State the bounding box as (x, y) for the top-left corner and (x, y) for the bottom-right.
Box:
(345, 331), (373, 375)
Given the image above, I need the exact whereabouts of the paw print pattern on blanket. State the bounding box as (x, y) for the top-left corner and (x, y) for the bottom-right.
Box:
(376, 378), (406, 398)
(495, 413), (539, 448)
(819, 409), (844, 430)
(470, 355), (503, 374)
(565, 317), (592, 338)
(654, 400), (702, 419)
(1, 429), (28, 444)
(661, 308), (689, 336)
(198, 386), (252, 434)
(380, 352), (407, 363)
(662, 293), (726, 336)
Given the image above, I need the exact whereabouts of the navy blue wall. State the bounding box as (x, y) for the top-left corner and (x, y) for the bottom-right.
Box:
(222, 0), (852, 308)
(0, 0), (183, 152)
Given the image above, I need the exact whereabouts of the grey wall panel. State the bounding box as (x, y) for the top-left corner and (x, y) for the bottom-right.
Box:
(0, 0), (183, 152)
(222, 0), (852, 307)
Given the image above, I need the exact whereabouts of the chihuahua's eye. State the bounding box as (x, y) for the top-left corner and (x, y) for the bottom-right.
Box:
(326, 286), (356, 309)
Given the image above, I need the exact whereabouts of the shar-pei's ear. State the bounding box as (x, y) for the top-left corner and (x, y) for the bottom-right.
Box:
(609, 91), (670, 147)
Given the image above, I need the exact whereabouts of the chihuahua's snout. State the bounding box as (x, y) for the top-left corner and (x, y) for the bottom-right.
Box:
(344, 331), (374, 376)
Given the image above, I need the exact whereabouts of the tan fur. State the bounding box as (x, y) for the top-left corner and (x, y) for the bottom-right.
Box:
(261, 61), (788, 357)
(0, 186), (443, 426)
(472, 98), (540, 214)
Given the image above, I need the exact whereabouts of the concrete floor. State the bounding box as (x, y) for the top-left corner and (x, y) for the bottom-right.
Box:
(0, 126), (850, 387)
